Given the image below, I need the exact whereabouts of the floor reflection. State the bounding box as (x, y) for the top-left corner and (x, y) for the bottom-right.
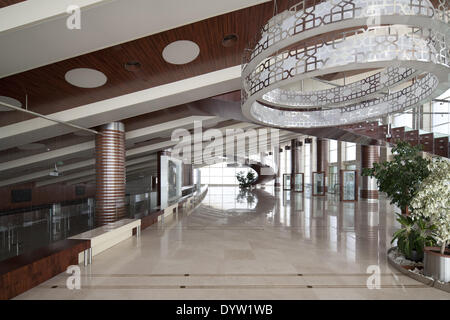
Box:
(197, 185), (388, 267)
(15, 185), (450, 300)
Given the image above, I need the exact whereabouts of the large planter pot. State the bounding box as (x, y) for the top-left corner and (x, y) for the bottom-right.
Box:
(407, 250), (423, 263)
(423, 247), (450, 283)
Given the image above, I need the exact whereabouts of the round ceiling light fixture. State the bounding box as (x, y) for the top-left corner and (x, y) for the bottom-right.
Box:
(65, 68), (107, 88)
(241, 0), (449, 128)
(18, 143), (46, 151)
(162, 40), (200, 65)
(0, 96), (22, 112)
(222, 34), (238, 47)
(124, 61), (142, 72)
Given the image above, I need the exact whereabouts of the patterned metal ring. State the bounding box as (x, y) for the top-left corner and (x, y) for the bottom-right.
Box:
(243, 0), (449, 76)
(243, 25), (448, 105)
(241, 25), (450, 127)
(249, 73), (442, 128)
(261, 67), (418, 108)
(241, 0), (449, 119)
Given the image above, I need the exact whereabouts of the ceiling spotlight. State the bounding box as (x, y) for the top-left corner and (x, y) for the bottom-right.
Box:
(124, 61), (142, 72)
(49, 163), (61, 177)
(222, 34), (238, 47)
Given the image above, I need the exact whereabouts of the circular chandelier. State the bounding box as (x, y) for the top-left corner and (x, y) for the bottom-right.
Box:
(241, 0), (450, 128)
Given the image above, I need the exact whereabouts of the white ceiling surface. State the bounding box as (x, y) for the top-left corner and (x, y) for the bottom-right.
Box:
(0, 0), (270, 78)
(33, 128), (297, 187)
(0, 115), (215, 174)
(0, 120), (259, 186)
(0, 65), (242, 151)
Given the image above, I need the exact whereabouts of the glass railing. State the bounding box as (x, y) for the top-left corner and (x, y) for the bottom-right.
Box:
(0, 199), (94, 262)
(0, 185), (201, 262)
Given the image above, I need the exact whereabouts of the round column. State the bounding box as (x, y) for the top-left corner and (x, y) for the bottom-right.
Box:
(291, 139), (302, 174)
(95, 122), (126, 226)
(361, 145), (380, 200)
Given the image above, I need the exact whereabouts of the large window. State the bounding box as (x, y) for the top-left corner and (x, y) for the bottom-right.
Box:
(329, 140), (338, 163)
(304, 143), (311, 184)
(393, 111), (413, 128)
(200, 162), (253, 185)
(345, 142), (356, 161)
(432, 89), (450, 135)
(279, 143), (291, 175)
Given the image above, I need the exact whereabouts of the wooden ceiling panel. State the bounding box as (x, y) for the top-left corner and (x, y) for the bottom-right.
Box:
(0, 0), (25, 8)
(0, 0), (292, 126)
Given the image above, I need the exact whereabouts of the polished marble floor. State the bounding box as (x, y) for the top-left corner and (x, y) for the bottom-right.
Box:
(15, 186), (450, 299)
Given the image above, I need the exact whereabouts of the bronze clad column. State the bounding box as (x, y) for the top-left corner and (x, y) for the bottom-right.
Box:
(361, 145), (380, 200)
(316, 138), (329, 192)
(95, 122), (126, 226)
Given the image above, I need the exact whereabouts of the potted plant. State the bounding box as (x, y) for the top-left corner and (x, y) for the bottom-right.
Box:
(236, 170), (257, 189)
(411, 159), (450, 282)
(391, 213), (435, 262)
(362, 141), (431, 215)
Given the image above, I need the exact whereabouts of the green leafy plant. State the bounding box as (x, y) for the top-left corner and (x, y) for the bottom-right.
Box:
(391, 213), (436, 261)
(236, 170), (256, 189)
(411, 159), (450, 255)
(362, 141), (431, 214)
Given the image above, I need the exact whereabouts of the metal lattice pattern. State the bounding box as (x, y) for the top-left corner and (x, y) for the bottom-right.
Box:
(262, 67), (416, 108)
(243, 0), (448, 68)
(241, 0), (450, 128)
(250, 73), (439, 127)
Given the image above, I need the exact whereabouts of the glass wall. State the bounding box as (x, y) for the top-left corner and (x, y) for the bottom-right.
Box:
(200, 162), (253, 185)
(329, 140), (338, 163)
(432, 88), (450, 135)
(328, 165), (338, 193)
(345, 142), (356, 161)
(304, 143), (311, 185)
(393, 111), (413, 128)
(432, 102), (450, 135)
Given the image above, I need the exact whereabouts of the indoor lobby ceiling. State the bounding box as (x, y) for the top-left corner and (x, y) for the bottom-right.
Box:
(0, 0), (280, 126)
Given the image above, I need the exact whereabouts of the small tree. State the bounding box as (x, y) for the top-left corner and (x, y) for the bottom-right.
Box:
(411, 159), (450, 255)
(236, 170), (256, 189)
(362, 141), (431, 214)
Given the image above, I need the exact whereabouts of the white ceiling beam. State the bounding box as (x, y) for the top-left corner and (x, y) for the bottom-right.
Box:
(35, 154), (157, 187)
(0, 141), (94, 172)
(0, 65), (241, 151)
(0, 116), (222, 174)
(0, 0), (269, 77)
(0, 158), (95, 187)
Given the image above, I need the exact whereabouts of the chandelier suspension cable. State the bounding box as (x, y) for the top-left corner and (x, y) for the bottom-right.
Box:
(272, 0), (278, 17)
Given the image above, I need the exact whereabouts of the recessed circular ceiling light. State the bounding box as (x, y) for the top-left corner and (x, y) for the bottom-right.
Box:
(222, 34), (238, 47)
(162, 40), (200, 65)
(65, 68), (107, 88)
(0, 96), (22, 112)
(18, 143), (46, 151)
(124, 61), (142, 72)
